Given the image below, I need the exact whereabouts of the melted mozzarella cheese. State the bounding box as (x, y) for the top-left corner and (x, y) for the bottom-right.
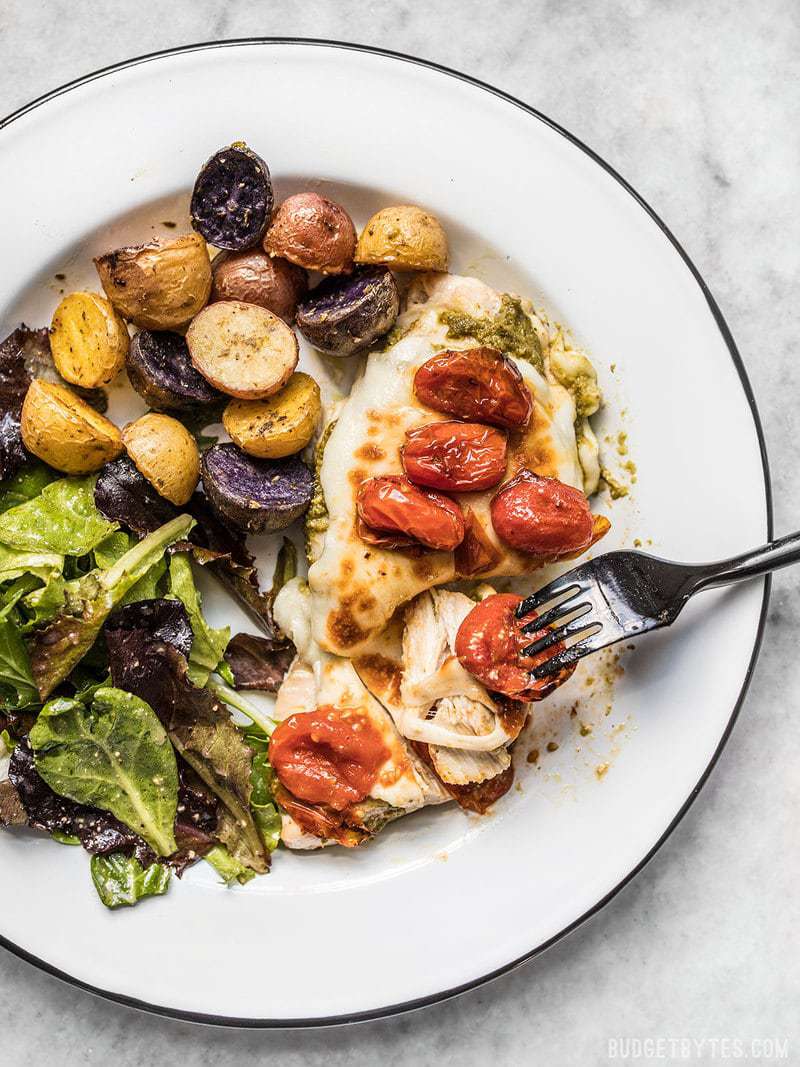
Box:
(308, 273), (597, 656)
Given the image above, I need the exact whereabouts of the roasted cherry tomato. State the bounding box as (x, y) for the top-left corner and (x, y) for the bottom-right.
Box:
(413, 346), (533, 430)
(401, 421), (507, 492)
(454, 509), (502, 576)
(490, 468), (593, 557)
(455, 593), (575, 701)
(269, 707), (389, 811)
(356, 475), (465, 551)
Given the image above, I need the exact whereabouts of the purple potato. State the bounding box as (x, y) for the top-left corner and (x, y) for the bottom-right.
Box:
(191, 143), (273, 251)
(201, 444), (313, 533)
(295, 267), (400, 357)
(127, 330), (222, 411)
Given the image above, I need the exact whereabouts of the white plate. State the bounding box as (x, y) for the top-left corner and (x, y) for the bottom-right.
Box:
(0, 41), (770, 1025)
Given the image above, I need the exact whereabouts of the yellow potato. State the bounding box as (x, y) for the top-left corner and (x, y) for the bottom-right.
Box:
(20, 380), (123, 474)
(223, 372), (321, 459)
(50, 291), (129, 388)
(122, 413), (200, 506)
(355, 206), (448, 271)
(186, 300), (298, 399)
(94, 233), (212, 329)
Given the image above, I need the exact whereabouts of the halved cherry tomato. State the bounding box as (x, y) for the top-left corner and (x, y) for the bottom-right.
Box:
(356, 475), (465, 551)
(490, 468), (593, 557)
(454, 593), (575, 701)
(269, 706), (389, 811)
(413, 346), (533, 430)
(401, 421), (507, 492)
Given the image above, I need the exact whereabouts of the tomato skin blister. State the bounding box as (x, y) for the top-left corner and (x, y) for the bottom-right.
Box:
(356, 474), (465, 551)
(413, 346), (533, 430)
(490, 468), (593, 558)
(455, 593), (575, 701)
(401, 420), (507, 492)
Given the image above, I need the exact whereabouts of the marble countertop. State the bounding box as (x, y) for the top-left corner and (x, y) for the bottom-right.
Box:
(0, 2), (797, 1063)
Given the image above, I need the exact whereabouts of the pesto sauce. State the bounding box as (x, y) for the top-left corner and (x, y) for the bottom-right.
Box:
(439, 294), (544, 371)
(600, 467), (629, 500)
(305, 420), (337, 549)
(566, 373), (600, 417)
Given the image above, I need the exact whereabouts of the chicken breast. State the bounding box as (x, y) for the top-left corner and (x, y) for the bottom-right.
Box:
(307, 272), (602, 656)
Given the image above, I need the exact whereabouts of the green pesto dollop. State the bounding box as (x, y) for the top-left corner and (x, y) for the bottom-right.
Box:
(600, 466), (629, 500)
(305, 420), (337, 552)
(439, 294), (543, 371)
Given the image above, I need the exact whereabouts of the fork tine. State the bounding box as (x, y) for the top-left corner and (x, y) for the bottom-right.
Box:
(529, 627), (603, 678)
(518, 584), (584, 630)
(517, 575), (585, 618)
(520, 603), (594, 655)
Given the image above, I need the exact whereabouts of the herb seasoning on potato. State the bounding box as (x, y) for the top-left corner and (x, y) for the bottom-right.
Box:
(355, 205), (448, 271)
(191, 143), (273, 251)
(50, 291), (129, 389)
(94, 232), (212, 329)
(20, 379), (123, 474)
(122, 412), (200, 506)
(186, 299), (299, 399)
(264, 193), (356, 275)
(223, 372), (321, 459)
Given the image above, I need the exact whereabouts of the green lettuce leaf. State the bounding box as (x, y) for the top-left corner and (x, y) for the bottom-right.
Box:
(94, 530), (167, 606)
(204, 844), (256, 886)
(0, 615), (37, 708)
(168, 553), (229, 686)
(90, 852), (171, 908)
(30, 688), (179, 856)
(19, 576), (66, 631)
(0, 476), (117, 556)
(0, 543), (62, 586)
(244, 724), (281, 852)
(0, 463), (56, 514)
(26, 513), (194, 699)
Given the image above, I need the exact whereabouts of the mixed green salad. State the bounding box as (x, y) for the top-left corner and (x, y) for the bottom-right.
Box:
(0, 456), (295, 908)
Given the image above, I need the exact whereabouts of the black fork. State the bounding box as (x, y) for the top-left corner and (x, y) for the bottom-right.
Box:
(516, 532), (800, 679)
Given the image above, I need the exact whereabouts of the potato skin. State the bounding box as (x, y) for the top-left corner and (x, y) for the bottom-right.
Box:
(211, 250), (308, 322)
(186, 300), (298, 399)
(355, 206), (448, 271)
(264, 193), (356, 275)
(223, 372), (321, 459)
(295, 267), (399, 357)
(201, 444), (313, 533)
(50, 292), (129, 388)
(122, 412), (200, 506)
(94, 233), (212, 329)
(126, 330), (222, 411)
(20, 379), (123, 474)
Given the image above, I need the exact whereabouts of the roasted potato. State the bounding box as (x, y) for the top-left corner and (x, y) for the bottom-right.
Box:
(94, 233), (212, 330)
(191, 143), (273, 251)
(127, 330), (222, 411)
(355, 206), (448, 271)
(296, 267), (399, 357)
(201, 443), (313, 533)
(122, 412), (200, 506)
(20, 379), (123, 474)
(186, 300), (298, 399)
(50, 292), (129, 388)
(223, 372), (321, 459)
(211, 250), (308, 322)
(264, 193), (356, 275)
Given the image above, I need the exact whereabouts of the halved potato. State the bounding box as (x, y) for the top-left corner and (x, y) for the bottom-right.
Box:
(50, 292), (129, 388)
(122, 412), (200, 505)
(94, 233), (212, 329)
(355, 206), (448, 271)
(20, 379), (123, 474)
(186, 300), (298, 399)
(223, 372), (321, 458)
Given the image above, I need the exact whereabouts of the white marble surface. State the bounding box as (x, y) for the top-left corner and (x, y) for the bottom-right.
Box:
(0, 2), (798, 1063)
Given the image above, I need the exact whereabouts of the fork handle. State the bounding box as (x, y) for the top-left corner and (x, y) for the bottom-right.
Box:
(694, 529), (800, 590)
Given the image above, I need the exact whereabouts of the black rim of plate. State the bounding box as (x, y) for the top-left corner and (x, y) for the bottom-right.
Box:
(0, 38), (773, 1029)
